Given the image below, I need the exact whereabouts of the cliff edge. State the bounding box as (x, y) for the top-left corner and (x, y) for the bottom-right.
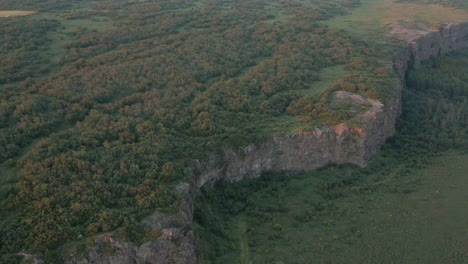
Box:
(66, 22), (468, 264)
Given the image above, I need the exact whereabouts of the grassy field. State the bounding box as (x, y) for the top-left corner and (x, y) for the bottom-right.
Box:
(339, 151), (468, 264)
(195, 151), (468, 264)
(299, 65), (348, 97)
(327, 0), (468, 40)
(38, 13), (114, 67)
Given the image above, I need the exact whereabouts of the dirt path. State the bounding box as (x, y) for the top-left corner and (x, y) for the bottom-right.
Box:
(238, 221), (250, 264)
(0, 11), (37, 17)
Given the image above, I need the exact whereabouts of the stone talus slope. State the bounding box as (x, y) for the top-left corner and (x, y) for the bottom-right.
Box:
(66, 22), (468, 264)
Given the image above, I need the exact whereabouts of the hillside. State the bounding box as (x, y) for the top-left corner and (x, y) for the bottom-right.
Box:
(0, 0), (467, 263)
(195, 48), (468, 263)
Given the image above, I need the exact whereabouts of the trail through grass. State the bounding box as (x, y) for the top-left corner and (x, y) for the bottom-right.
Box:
(238, 221), (250, 264)
(0, 10), (36, 17)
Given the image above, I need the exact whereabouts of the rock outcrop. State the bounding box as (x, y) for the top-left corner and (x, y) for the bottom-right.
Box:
(66, 22), (468, 264)
(67, 182), (196, 264)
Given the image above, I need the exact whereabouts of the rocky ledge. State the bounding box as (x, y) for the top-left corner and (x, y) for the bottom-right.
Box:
(67, 22), (468, 264)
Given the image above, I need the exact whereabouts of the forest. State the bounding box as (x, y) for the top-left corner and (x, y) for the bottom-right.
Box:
(0, 0), (465, 263)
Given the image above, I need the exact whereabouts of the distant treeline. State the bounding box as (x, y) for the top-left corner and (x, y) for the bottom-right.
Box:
(401, 49), (468, 150)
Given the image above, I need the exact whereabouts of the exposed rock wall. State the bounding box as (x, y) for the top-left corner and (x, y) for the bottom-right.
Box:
(195, 96), (385, 187)
(197, 22), (468, 187)
(66, 22), (468, 264)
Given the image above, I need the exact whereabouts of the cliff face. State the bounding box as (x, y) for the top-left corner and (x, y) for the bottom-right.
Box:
(66, 22), (468, 264)
(197, 22), (468, 187)
(196, 94), (386, 187)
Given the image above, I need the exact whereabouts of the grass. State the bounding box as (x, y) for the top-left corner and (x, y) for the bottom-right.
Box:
(347, 151), (468, 264)
(36, 13), (114, 67)
(327, 0), (468, 41)
(238, 221), (249, 264)
(299, 65), (347, 97)
(196, 150), (468, 264)
(258, 114), (300, 136)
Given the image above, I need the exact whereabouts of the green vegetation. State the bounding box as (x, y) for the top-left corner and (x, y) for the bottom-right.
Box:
(397, 0), (468, 9)
(298, 65), (348, 97)
(0, 0), (466, 262)
(0, 0), (396, 261)
(194, 49), (468, 263)
(328, 0), (468, 41)
(196, 151), (468, 263)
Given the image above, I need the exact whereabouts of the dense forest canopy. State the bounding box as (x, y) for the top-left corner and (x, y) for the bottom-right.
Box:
(0, 0), (466, 262)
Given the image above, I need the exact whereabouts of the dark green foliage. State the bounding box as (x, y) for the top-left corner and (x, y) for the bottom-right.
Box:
(402, 50), (468, 150)
(0, 254), (22, 264)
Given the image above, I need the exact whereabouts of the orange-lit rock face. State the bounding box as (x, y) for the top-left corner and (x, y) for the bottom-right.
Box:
(361, 99), (384, 121)
(334, 123), (349, 136)
(352, 127), (365, 136)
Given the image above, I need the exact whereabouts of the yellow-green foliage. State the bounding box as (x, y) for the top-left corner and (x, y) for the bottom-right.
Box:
(0, 0), (428, 260)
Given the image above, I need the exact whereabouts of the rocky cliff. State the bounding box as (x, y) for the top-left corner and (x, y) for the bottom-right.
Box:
(196, 22), (468, 186)
(66, 22), (468, 264)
